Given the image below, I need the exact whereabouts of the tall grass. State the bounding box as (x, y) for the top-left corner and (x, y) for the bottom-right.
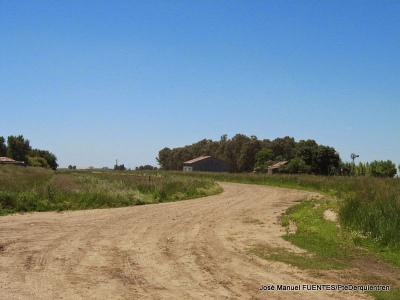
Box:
(0, 166), (221, 214)
(338, 177), (400, 248)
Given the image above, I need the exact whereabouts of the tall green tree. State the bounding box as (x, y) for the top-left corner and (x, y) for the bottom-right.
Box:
(296, 139), (318, 166)
(297, 143), (339, 175)
(238, 136), (261, 172)
(157, 147), (172, 170)
(223, 134), (251, 172)
(313, 145), (340, 175)
(7, 135), (31, 163)
(270, 136), (297, 160)
(0, 136), (7, 156)
(254, 148), (274, 172)
(280, 157), (310, 174)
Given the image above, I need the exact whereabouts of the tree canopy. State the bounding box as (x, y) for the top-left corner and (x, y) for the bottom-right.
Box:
(0, 135), (58, 170)
(157, 134), (342, 175)
(157, 134), (397, 177)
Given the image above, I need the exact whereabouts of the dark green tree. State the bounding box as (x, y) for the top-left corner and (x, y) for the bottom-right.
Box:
(0, 136), (7, 156)
(270, 136), (297, 160)
(238, 136), (261, 172)
(297, 142), (339, 175)
(157, 147), (172, 170)
(280, 157), (310, 174)
(313, 145), (340, 175)
(7, 135), (31, 163)
(254, 148), (274, 172)
(222, 134), (251, 172)
(296, 139), (318, 166)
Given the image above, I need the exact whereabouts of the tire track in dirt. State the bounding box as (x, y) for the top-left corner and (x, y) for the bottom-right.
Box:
(0, 182), (374, 299)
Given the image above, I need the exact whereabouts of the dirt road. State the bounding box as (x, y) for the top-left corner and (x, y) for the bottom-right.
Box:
(0, 183), (375, 299)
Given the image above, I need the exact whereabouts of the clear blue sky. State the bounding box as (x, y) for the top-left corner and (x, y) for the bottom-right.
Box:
(1, 0), (399, 169)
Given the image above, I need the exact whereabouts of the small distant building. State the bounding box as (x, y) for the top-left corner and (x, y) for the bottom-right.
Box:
(267, 161), (288, 175)
(0, 157), (25, 166)
(183, 156), (229, 172)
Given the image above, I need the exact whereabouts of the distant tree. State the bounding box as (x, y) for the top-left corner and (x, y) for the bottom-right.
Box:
(7, 135), (32, 163)
(339, 162), (352, 176)
(254, 148), (274, 172)
(68, 165), (73, 169)
(157, 147), (173, 170)
(0, 136), (7, 156)
(30, 149), (58, 170)
(313, 145), (340, 175)
(223, 134), (252, 172)
(369, 160), (397, 178)
(355, 162), (365, 176)
(270, 136), (297, 160)
(114, 163), (126, 170)
(280, 157), (310, 174)
(28, 156), (50, 168)
(238, 137), (262, 172)
(297, 142), (339, 175)
(296, 140), (318, 166)
(220, 134), (228, 144)
(136, 165), (158, 170)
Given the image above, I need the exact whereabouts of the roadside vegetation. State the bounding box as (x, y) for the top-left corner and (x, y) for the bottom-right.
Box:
(252, 197), (400, 300)
(0, 166), (221, 215)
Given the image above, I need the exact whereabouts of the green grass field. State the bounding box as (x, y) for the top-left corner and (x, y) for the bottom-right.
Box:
(0, 166), (222, 214)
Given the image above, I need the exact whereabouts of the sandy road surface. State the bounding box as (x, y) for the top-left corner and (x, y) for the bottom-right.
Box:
(0, 183), (374, 299)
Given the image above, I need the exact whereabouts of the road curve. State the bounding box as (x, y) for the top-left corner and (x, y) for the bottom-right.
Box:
(0, 182), (371, 300)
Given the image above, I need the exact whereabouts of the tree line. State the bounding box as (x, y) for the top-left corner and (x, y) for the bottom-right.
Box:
(157, 134), (398, 177)
(0, 135), (58, 170)
(342, 161), (398, 178)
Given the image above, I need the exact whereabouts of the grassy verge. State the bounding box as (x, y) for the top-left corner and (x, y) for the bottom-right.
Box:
(249, 199), (352, 270)
(249, 197), (400, 299)
(0, 166), (222, 215)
